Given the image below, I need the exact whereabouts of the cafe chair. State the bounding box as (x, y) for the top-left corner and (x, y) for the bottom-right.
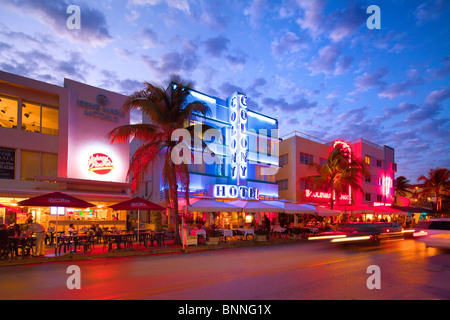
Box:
(55, 236), (70, 255)
(77, 235), (94, 253)
(154, 232), (165, 247)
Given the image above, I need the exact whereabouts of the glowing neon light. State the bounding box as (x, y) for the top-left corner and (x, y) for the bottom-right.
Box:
(247, 110), (277, 124)
(210, 184), (259, 200)
(229, 93), (248, 184)
(331, 236), (372, 242)
(382, 176), (392, 196)
(88, 153), (114, 175)
(308, 235), (347, 240)
(305, 189), (351, 201)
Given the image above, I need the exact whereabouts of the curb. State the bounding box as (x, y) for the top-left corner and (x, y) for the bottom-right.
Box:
(0, 238), (307, 267)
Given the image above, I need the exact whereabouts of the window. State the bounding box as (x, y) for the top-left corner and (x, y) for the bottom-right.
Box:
(365, 155), (371, 165)
(299, 178), (312, 190)
(41, 106), (59, 135)
(376, 159), (382, 168)
(365, 193), (371, 202)
(22, 101), (41, 133)
(377, 177), (382, 185)
(0, 95), (18, 129)
(300, 153), (314, 165)
(21, 150), (57, 180)
(277, 179), (288, 190)
(391, 162), (397, 172)
(319, 157), (327, 166)
(365, 175), (371, 183)
(377, 194), (383, 202)
(255, 165), (275, 182)
(279, 154), (288, 167)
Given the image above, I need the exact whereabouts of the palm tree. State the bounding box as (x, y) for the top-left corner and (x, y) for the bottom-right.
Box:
(108, 76), (211, 245)
(394, 176), (411, 205)
(307, 144), (368, 210)
(417, 168), (450, 212)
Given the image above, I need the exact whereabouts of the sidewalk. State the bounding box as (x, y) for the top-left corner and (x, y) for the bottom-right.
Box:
(0, 236), (303, 267)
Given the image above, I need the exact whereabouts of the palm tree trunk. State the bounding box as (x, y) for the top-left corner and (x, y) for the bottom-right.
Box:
(172, 164), (181, 245)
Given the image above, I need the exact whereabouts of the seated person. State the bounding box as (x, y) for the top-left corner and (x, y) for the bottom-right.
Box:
(67, 224), (77, 235)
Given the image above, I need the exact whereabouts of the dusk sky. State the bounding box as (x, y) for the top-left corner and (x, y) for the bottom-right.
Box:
(0, 0), (448, 182)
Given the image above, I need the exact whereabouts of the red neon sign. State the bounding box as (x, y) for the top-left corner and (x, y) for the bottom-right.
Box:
(305, 189), (351, 202)
(88, 153), (114, 175)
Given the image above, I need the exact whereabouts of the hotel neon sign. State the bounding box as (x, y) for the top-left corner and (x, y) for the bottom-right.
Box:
(305, 189), (351, 202)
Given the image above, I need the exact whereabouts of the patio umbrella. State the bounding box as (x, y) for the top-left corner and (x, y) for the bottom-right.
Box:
(182, 198), (242, 213)
(334, 204), (375, 214)
(261, 200), (317, 214)
(226, 200), (284, 213)
(18, 192), (96, 233)
(313, 205), (342, 217)
(109, 197), (166, 240)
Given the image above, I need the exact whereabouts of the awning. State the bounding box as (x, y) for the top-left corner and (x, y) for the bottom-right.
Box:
(334, 204), (375, 214)
(390, 205), (435, 214)
(371, 205), (407, 215)
(182, 198), (242, 213)
(313, 205), (342, 216)
(261, 200), (317, 214)
(226, 200), (284, 213)
(18, 192), (95, 208)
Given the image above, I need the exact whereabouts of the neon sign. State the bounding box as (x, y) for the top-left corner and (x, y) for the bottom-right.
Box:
(88, 153), (114, 175)
(305, 189), (351, 202)
(229, 93), (248, 185)
(382, 176), (392, 196)
(210, 184), (259, 200)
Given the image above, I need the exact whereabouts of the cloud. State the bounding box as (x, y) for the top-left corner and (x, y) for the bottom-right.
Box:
(307, 44), (353, 75)
(262, 96), (317, 113)
(296, 0), (325, 39)
(3, 0), (113, 46)
(128, 0), (190, 13)
(350, 67), (389, 95)
(271, 31), (306, 57)
(414, 0), (450, 25)
(244, 0), (267, 27)
(378, 69), (425, 99)
(203, 36), (230, 58)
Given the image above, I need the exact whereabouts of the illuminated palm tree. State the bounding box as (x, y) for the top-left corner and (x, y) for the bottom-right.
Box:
(417, 168), (450, 212)
(108, 76), (211, 245)
(307, 145), (368, 210)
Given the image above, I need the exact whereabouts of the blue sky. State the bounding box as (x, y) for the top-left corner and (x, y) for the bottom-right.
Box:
(0, 0), (448, 182)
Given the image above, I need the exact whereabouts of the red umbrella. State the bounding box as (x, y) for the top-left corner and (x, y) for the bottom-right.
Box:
(109, 197), (165, 239)
(18, 192), (95, 208)
(109, 197), (165, 211)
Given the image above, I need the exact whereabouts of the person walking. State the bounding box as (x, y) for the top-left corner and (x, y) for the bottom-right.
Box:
(27, 218), (46, 257)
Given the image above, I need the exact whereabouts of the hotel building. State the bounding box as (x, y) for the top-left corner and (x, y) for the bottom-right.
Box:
(276, 131), (397, 208)
(132, 87), (280, 227)
(0, 71), (131, 229)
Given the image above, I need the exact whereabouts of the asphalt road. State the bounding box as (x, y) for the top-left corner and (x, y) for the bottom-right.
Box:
(0, 239), (449, 301)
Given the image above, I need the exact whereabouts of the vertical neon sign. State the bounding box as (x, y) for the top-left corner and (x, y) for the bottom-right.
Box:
(229, 93), (248, 187)
(332, 140), (352, 204)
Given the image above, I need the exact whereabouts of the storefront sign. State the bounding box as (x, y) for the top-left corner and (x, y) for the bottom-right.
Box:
(88, 153), (114, 175)
(210, 184), (259, 200)
(305, 189), (351, 202)
(0, 147), (15, 179)
(229, 93), (248, 185)
(77, 94), (125, 122)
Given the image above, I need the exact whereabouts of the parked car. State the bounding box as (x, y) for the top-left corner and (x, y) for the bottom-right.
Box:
(413, 218), (450, 249)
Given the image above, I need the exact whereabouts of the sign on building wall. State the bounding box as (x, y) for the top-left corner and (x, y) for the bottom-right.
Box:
(0, 147), (15, 179)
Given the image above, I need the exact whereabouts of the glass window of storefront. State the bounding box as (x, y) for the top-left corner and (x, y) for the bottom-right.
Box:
(21, 150), (57, 180)
(22, 101), (59, 135)
(42, 106), (59, 135)
(0, 95), (18, 129)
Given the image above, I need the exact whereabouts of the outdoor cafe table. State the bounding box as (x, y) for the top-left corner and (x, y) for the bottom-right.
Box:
(8, 235), (36, 258)
(103, 232), (133, 251)
(217, 229), (233, 242)
(235, 228), (254, 240)
(60, 234), (93, 253)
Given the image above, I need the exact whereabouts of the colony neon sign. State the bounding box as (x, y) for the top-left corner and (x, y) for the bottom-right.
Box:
(229, 93), (248, 184)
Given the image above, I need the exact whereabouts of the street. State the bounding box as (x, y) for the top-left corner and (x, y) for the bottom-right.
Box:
(0, 239), (449, 300)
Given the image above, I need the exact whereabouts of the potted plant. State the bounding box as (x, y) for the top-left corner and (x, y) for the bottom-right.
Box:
(206, 224), (221, 245)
